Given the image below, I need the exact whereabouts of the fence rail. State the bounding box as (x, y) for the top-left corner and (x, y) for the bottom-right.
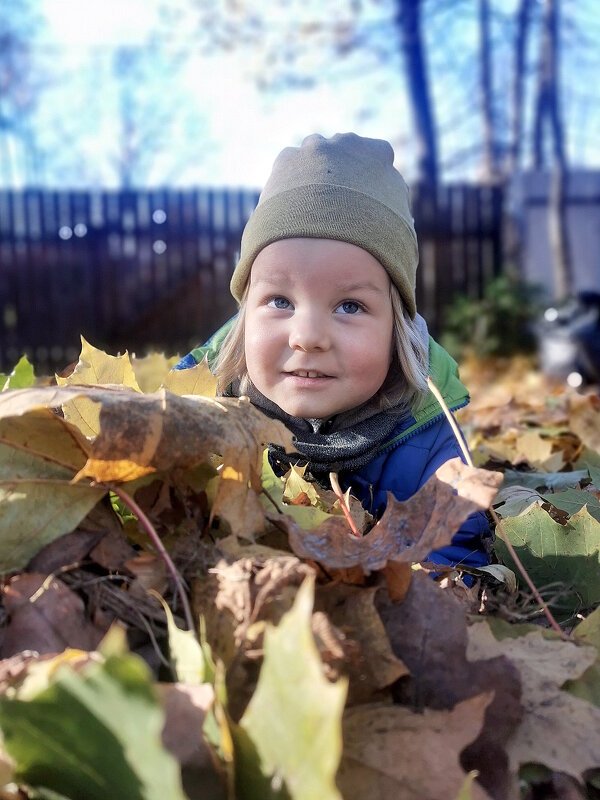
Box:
(0, 184), (503, 373)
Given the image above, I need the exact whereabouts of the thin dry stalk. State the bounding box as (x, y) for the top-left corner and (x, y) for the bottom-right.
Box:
(426, 376), (570, 641)
(329, 472), (361, 538)
(110, 485), (196, 635)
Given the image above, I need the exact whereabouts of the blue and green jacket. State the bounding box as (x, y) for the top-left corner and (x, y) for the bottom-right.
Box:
(174, 323), (491, 572)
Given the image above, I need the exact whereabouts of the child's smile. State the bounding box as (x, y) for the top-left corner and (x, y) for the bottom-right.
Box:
(244, 238), (394, 419)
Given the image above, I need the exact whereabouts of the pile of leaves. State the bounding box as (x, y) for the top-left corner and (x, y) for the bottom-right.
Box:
(0, 340), (599, 800)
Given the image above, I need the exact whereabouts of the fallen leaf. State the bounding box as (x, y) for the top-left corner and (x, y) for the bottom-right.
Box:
(56, 337), (142, 437)
(375, 572), (522, 800)
(131, 352), (179, 393)
(1, 573), (102, 658)
(541, 487), (600, 522)
(316, 584), (408, 704)
(467, 621), (600, 785)
(569, 393), (600, 455)
(1, 355), (35, 391)
(0, 386), (293, 538)
(495, 505), (600, 610)
(28, 528), (103, 574)
(494, 484), (543, 518)
(159, 682), (226, 800)
(0, 469), (105, 574)
(239, 577), (347, 800)
(337, 693), (493, 800)
(124, 553), (168, 599)
(500, 468), (588, 492)
(0, 405), (103, 574)
(0, 408), (86, 477)
(286, 458), (501, 572)
(163, 357), (218, 397)
(89, 527), (137, 571)
(282, 463), (321, 506)
(0, 637), (188, 800)
(260, 452), (335, 530)
(513, 430), (562, 470)
(211, 555), (315, 647)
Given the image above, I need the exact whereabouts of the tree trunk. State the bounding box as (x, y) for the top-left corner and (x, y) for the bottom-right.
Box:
(507, 0), (534, 175)
(478, 0), (499, 182)
(395, 0), (438, 186)
(532, 0), (572, 300)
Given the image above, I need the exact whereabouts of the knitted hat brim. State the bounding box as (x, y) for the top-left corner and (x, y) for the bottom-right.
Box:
(231, 184), (419, 318)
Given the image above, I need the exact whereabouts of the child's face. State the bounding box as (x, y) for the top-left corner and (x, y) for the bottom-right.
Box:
(244, 238), (394, 419)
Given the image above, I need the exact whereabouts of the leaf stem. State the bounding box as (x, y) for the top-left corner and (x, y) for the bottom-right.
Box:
(426, 376), (570, 641)
(329, 472), (361, 538)
(110, 484), (196, 635)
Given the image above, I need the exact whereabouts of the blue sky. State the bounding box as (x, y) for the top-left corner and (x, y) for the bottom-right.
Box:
(7, 0), (600, 188)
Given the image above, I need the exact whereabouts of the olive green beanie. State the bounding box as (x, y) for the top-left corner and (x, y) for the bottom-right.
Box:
(230, 132), (419, 318)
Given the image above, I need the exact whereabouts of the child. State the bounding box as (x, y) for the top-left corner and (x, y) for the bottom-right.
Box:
(175, 132), (491, 571)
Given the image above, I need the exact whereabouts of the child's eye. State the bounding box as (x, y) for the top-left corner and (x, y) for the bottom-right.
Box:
(267, 296), (292, 310)
(335, 301), (363, 315)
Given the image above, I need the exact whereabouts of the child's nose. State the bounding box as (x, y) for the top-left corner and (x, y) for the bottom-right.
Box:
(288, 310), (330, 351)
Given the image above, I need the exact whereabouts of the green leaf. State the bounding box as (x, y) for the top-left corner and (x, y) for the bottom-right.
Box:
(1, 355), (35, 391)
(541, 488), (600, 523)
(501, 469), (589, 492)
(239, 577), (347, 800)
(0, 410), (104, 573)
(155, 593), (216, 685)
(589, 465), (600, 488)
(260, 451), (332, 529)
(495, 505), (600, 610)
(0, 645), (187, 800)
(0, 477), (105, 574)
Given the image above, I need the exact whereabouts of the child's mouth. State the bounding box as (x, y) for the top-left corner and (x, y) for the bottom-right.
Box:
(287, 370), (332, 379)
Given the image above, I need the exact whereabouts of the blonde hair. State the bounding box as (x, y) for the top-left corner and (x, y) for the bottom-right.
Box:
(212, 281), (429, 413)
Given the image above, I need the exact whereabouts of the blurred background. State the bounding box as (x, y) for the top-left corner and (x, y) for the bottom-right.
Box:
(1, 0), (599, 380)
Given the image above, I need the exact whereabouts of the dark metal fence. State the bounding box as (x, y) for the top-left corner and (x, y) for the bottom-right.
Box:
(0, 184), (503, 373)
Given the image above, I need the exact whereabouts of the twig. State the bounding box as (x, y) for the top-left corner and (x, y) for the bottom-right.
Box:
(427, 376), (570, 641)
(329, 472), (361, 538)
(110, 485), (196, 635)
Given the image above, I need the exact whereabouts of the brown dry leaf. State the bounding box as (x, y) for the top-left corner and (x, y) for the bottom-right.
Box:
(286, 458), (501, 572)
(191, 574), (237, 670)
(513, 431), (555, 467)
(27, 529), (103, 574)
(337, 693), (493, 800)
(569, 392), (600, 454)
(512, 431), (565, 471)
(376, 571), (522, 800)
(27, 499), (126, 574)
(158, 682), (226, 800)
(1, 573), (103, 657)
(210, 555), (315, 647)
(89, 527), (137, 571)
(467, 621), (600, 785)
(209, 466), (266, 541)
(316, 584), (408, 705)
(0, 386), (293, 537)
(123, 553), (169, 599)
(382, 561), (412, 603)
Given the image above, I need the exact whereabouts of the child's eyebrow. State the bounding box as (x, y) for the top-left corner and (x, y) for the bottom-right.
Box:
(337, 282), (387, 294)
